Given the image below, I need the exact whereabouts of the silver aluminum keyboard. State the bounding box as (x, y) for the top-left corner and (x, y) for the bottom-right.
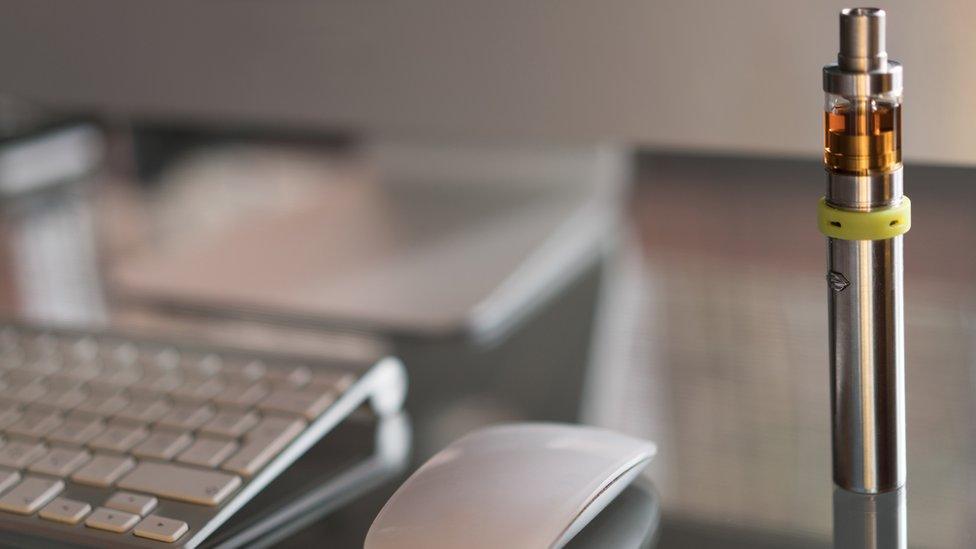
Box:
(0, 324), (406, 548)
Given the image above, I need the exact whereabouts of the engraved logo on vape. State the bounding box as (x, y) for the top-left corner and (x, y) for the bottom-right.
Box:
(827, 271), (850, 292)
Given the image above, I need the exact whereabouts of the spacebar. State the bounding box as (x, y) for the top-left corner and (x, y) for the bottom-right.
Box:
(118, 462), (242, 506)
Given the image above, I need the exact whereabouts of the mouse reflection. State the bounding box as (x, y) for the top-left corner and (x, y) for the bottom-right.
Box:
(833, 486), (906, 549)
(566, 480), (661, 549)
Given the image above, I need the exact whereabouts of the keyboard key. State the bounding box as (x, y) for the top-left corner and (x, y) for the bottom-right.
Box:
(46, 416), (105, 446)
(177, 437), (238, 468)
(49, 365), (100, 385)
(182, 354), (222, 379)
(223, 416), (305, 476)
(200, 410), (258, 438)
(2, 369), (37, 385)
(39, 496), (91, 524)
(5, 411), (62, 440)
(87, 368), (141, 392)
(114, 399), (172, 424)
(0, 407), (21, 430)
(132, 431), (193, 460)
(212, 382), (268, 408)
(258, 387), (335, 420)
(88, 424), (148, 453)
(129, 373), (183, 397)
(1, 382), (47, 405)
(247, 415), (306, 442)
(85, 506), (139, 532)
(74, 392), (128, 417)
(156, 404), (213, 430)
(265, 365), (311, 387)
(118, 462), (241, 506)
(28, 447), (90, 476)
(171, 378), (225, 403)
(0, 469), (20, 493)
(222, 358), (265, 379)
(308, 371), (356, 392)
(0, 476), (63, 514)
(33, 386), (88, 411)
(71, 454), (135, 487)
(0, 440), (46, 469)
(105, 491), (156, 516)
(134, 514), (189, 543)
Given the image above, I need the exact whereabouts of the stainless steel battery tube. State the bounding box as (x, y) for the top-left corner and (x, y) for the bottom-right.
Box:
(833, 486), (907, 549)
(821, 8), (908, 494)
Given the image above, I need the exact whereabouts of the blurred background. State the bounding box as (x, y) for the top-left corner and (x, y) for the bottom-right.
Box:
(1, 1), (975, 547)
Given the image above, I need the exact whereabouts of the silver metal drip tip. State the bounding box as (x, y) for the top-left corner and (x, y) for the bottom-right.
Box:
(838, 7), (888, 72)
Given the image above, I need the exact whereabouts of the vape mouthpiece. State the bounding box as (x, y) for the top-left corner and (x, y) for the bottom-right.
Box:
(838, 7), (887, 72)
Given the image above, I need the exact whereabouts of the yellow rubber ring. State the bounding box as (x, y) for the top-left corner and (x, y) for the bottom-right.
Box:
(817, 196), (911, 240)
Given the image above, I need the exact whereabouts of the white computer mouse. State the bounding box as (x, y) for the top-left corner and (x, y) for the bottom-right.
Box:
(364, 422), (657, 549)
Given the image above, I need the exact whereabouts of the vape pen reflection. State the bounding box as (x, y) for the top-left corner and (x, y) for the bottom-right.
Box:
(833, 486), (906, 549)
(566, 480), (661, 549)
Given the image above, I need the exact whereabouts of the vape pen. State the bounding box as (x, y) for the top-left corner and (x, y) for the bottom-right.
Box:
(820, 8), (909, 493)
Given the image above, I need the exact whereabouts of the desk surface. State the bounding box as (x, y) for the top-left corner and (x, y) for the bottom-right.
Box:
(294, 154), (976, 548)
(3, 152), (974, 547)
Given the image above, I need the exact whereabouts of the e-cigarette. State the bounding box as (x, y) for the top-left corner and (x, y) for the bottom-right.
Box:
(820, 7), (910, 494)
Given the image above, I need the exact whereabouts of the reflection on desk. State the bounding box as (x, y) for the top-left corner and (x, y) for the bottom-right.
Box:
(566, 480), (660, 549)
(586, 154), (976, 547)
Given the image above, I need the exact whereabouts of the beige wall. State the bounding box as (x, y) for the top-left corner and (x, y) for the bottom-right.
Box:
(0, 0), (972, 164)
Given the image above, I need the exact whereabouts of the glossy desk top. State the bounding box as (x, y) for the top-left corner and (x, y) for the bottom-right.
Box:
(583, 154), (976, 548)
(3, 151), (974, 548)
(286, 153), (975, 547)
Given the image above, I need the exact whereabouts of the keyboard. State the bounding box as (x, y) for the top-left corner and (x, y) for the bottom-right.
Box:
(0, 323), (407, 548)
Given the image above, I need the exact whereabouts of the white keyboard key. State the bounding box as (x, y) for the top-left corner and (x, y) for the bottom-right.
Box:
(33, 386), (88, 411)
(135, 514), (189, 543)
(308, 371), (356, 392)
(0, 440), (46, 469)
(105, 491), (157, 516)
(177, 437), (238, 468)
(4, 368), (39, 385)
(171, 378), (224, 403)
(28, 447), (90, 476)
(74, 392), (128, 417)
(182, 354), (221, 379)
(1, 382), (47, 405)
(265, 365), (311, 387)
(71, 454), (135, 487)
(5, 411), (62, 440)
(46, 416), (105, 446)
(87, 368), (141, 392)
(223, 360), (266, 382)
(88, 424), (148, 453)
(0, 469), (20, 493)
(49, 365), (100, 385)
(247, 415), (306, 442)
(114, 399), (172, 424)
(223, 416), (305, 477)
(132, 431), (193, 460)
(118, 462), (241, 506)
(212, 382), (267, 408)
(0, 476), (63, 514)
(0, 407), (21, 430)
(129, 373), (183, 397)
(199, 410), (258, 439)
(258, 387), (335, 420)
(39, 496), (91, 524)
(156, 404), (213, 430)
(85, 506), (139, 532)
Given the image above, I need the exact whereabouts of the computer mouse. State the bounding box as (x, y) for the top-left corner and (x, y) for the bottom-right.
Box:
(364, 422), (657, 549)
